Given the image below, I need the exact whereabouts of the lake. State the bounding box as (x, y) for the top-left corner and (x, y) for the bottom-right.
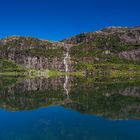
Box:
(0, 75), (140, 140)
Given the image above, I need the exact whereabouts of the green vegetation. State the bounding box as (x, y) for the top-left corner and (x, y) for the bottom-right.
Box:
(74, 62), (140, 78)
(0, 29), (140, 78)
(0, 57), (18, 70)
(71, 45), (140, 63)
(0, 36), (51, 49)
(48, 70), (85, 77)
(22, 48), (64, 58)
(0, 57), (26, 76)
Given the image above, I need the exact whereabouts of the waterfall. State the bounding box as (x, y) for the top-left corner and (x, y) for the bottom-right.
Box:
(63, 44), (71, 99)
(64, 75), (69, 99)
(63, 45), (70, 72)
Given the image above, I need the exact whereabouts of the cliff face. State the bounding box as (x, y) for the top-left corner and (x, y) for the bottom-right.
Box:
(7, 54), (64, 70)
(0, 26), (140, 72)
(119, 48), (140, 61)
(0, 36), (73, 71)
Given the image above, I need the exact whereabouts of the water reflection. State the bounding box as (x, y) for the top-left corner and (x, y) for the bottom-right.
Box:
(1, 106), (140, 140)
(0, 76), (140, 120)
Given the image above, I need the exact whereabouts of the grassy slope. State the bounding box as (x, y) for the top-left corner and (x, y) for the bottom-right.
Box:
(0, 57), (26, 73)
(70, 42), (140, 77)
(64, 28), (140, 75)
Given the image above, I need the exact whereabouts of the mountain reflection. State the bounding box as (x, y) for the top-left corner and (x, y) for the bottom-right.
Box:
(0, 76), (140, 120)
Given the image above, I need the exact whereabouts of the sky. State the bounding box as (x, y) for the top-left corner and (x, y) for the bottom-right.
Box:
(0, 0), (140, 41)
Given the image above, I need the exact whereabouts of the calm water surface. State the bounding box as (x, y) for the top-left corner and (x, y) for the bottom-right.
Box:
(0, 75), (140, 140)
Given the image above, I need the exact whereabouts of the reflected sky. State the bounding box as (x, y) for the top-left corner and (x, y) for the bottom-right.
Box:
(0, 106), (140, 140)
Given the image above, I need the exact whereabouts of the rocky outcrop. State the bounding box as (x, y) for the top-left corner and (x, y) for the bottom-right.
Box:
(0, 37), (74, 71)
(119, 48), (140, 61)
(11, 54), (65, 70)
(62, 26), (140, 45)
(62, 26), (140, 62)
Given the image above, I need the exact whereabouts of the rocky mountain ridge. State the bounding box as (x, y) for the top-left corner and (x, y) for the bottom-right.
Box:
(0, 26), (140, 72)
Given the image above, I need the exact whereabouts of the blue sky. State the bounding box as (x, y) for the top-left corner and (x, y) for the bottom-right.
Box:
(0, 0), (140, 41)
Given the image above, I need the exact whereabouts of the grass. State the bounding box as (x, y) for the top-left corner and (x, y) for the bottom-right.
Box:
(22, 48), (64, 58)
(48, 70), (85, 77)
(0, 56), (140, 79)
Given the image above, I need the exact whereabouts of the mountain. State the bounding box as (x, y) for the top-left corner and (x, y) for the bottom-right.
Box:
(0, 36), (66, 71)
(63, 26), (140, 45)
(0, 26), (140, 75)
(62, 26), (140, 61)
(62, 26), (140, 75)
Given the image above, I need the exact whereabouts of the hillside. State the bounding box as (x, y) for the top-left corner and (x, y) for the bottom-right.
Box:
(62, 26), (140, 74)
(0, 36), (66, 71)
(0, 26), (140, 76)
(62, 26), (140, 60)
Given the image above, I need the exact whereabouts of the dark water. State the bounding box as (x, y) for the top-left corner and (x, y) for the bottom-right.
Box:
(0, 75), (140, 140)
